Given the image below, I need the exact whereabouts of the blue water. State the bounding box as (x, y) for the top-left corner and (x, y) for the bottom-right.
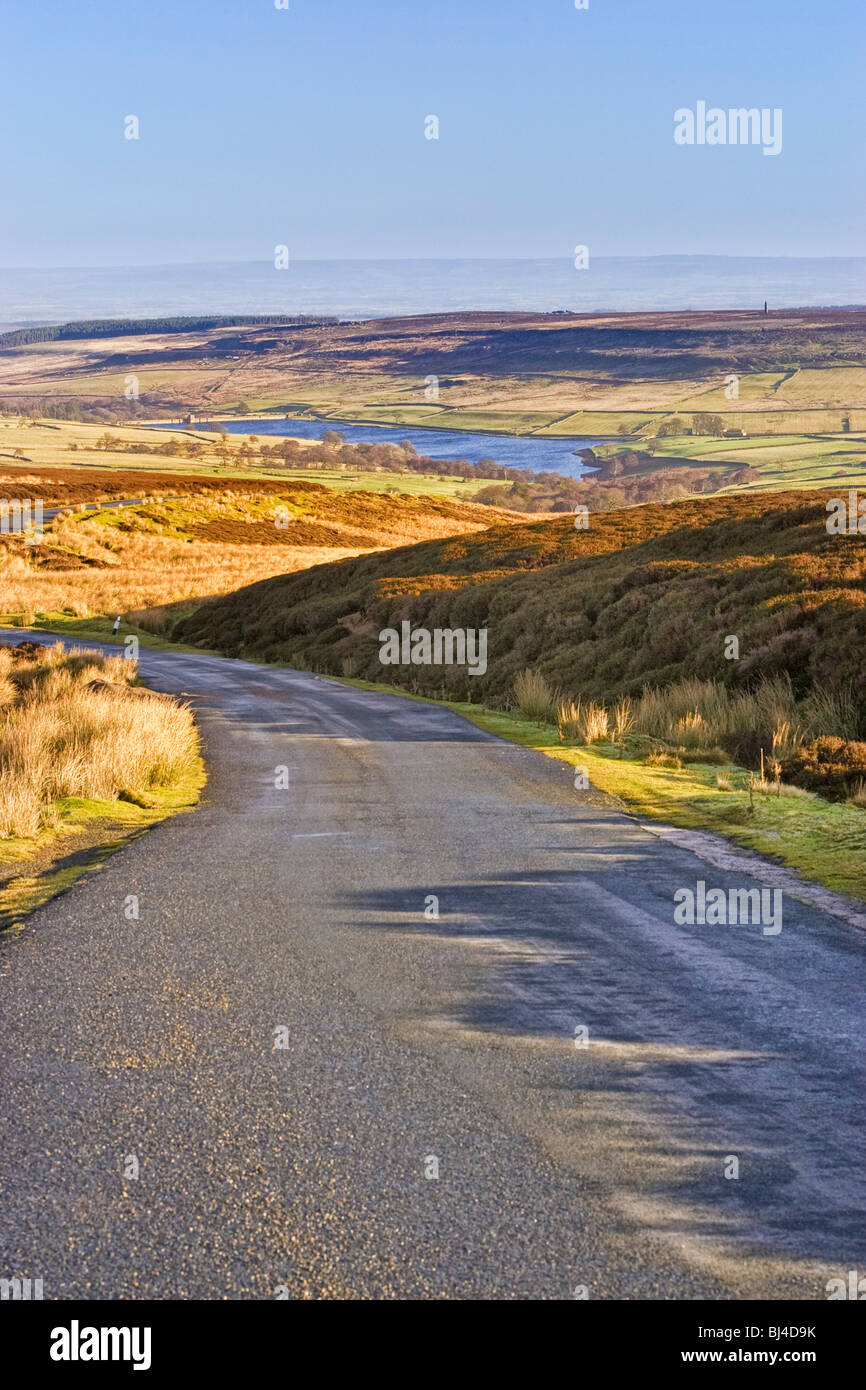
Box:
(193, 417), (601, 479)
(2, 256), (863, 328)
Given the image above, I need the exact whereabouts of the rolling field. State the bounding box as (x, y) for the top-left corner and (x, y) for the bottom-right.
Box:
(3, 308), (864, 449)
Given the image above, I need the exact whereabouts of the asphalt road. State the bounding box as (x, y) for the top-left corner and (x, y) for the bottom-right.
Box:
(1, 633), (864, 1300)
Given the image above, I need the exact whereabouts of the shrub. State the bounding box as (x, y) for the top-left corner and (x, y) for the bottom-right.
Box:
(781, 736), (866, 797)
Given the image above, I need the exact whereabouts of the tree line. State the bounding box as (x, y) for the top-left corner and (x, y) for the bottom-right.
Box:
(0, 315), (338, 349)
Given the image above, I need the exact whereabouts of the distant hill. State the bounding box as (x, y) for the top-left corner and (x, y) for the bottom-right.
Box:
(0, 315), (337, 349)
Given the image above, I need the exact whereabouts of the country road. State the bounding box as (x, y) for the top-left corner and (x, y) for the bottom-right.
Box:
(0, 632), (864, 1300)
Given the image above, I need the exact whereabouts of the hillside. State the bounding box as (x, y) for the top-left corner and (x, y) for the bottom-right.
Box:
(0, 463), (504, 624)
(176, 489), (866, 711)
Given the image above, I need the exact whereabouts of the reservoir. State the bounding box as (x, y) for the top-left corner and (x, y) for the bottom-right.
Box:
(193, 417), (603, 479)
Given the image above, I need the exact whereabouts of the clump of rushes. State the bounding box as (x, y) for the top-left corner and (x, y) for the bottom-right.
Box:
(556, 696), (611, 744)
(124, 605), (171, 635)
(580, 701), (609, 745)
(612, 697), (634, 756)
(556, 698), (583, 742)
(0, 642), (198, 838)
(513, 668), (556, 723)
(847, 778), (866, 809)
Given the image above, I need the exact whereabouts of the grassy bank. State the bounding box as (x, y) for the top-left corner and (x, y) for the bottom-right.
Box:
(175, 489), (866, 709)
(0, 640), (204, 927)
(170, 483), (866, 906)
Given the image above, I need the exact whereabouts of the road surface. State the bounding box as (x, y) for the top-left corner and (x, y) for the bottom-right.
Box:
(0, 633), (864, 1299)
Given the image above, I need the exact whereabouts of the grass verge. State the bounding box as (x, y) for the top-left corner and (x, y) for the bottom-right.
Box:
(0, 773), (204, 930)
(2, 611), (216, 654)
(0, 640), (205, 928)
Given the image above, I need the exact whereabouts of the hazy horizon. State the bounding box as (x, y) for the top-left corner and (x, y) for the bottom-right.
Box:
(2, 253), (864, 273)
(2, 254), (863, 329)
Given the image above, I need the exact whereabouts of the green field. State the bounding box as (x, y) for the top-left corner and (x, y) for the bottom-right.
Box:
(206, 363), (866, 442)
(651, 432), (866, 489)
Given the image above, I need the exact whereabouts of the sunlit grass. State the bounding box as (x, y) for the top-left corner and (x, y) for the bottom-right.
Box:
(0, 642), (200, 838)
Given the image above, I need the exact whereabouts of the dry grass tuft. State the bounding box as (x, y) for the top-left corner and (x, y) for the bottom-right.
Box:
(580, 700), (610, 744)
(0, 642), (198, 838)
(646, 748), (683, 769)
(556, 698), (583, 741)
(612, 697), (634, 748)
(848, 778), (866, 809)
(556, 695), (610, 744)
(514, 668), (556, 722)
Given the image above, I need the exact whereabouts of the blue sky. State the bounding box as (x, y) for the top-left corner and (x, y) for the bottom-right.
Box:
(1, 0), (862, 267)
